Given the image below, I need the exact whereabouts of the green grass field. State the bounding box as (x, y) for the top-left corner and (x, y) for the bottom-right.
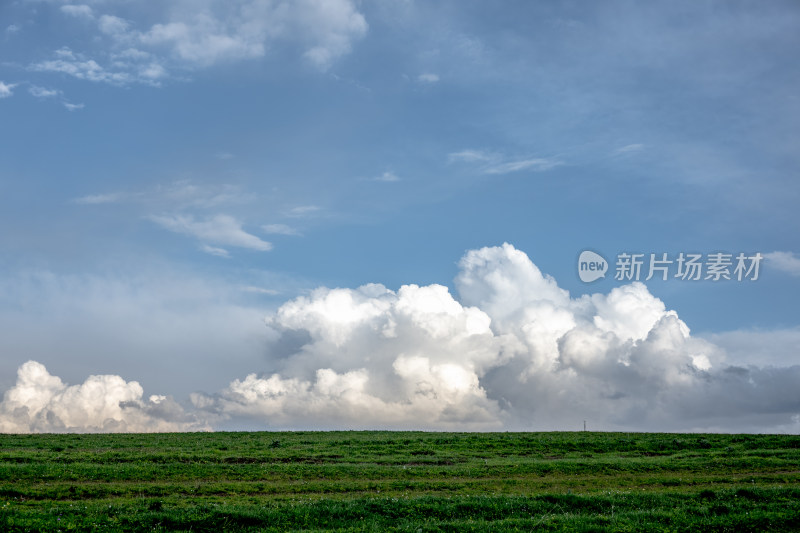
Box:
(1, 431), (798, 531)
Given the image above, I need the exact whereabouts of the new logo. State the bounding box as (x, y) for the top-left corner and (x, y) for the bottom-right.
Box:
(578, 250), (608, 282)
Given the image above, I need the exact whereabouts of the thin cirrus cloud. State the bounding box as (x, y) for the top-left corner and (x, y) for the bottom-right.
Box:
(484, 158), (563, 174)
(613, 143), (645, 155)
(449, 149), (563, 175)
(262, 224), (302, 236)
(72, 181), (253, 209)
(200, 244), (231, 258)
(417, 73), (440, 83)
(148, 214), (272, 252)
(372, 171), (400, 182)
(72, 192), (129, 205)
(287, 205), (321, 217)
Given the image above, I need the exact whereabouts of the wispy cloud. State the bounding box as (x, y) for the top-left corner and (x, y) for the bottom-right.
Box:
(0, 81), (16, 98)
(30, 47), (134, 86)
(60, 5), (95, 20)
(764, 251), (800, 276)
(241, 286), (280, 295)
(72, 193), (127, 205)
(447, 149), (494, 163)
(287, 205), (321, 217)
(74, 181), (253, 209)
(418, 73), (439, 83)
(200, 244), (231, 258)
(372, 171), (400, 182)
(262, 224), (302, 236)
(28, 85), (61, 99)
(64, 102), (85, 111)
(484, 158), (562, 174)
(449, 149), (562, 175)
(613, 143), (644, 155)
(149, 214), (272, 252)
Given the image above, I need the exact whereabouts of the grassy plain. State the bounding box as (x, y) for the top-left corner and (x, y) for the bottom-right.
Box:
(0, 431), (798, 531)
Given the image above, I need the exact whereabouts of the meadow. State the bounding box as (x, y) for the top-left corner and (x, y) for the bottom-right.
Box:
(0, 431), (798, 531)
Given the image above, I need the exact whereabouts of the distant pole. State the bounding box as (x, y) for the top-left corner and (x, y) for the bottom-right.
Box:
(583, 420), (586, 432)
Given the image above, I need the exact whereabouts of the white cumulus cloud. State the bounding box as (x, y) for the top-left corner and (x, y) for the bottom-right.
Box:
(0, 361), (205, 433)
(3, 244), (798, 433)
(193, 243), (799, 432)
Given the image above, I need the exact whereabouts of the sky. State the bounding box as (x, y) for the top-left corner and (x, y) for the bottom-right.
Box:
(1, 0), (799, 433)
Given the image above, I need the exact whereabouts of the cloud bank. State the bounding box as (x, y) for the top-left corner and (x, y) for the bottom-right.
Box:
(192, 244), (800, 433)
(2, 244), (798, 433)
(0, 362), (205, 433)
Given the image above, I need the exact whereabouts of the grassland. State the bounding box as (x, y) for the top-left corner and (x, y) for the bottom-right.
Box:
(0, 431), (798, 531)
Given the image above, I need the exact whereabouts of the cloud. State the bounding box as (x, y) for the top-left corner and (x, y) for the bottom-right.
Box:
(614, 143), (644, 155)
(28, 85), (61, 98)
(0, 82), (16, 98)
(60, 5), (95, 20)
(63, 102), (85, 111)
(30, 47), (134, 85)
(242, 286), (279, 295)
(703, 327), (800, 368)
(98, 14), (131, 39)
(200, 244), (231, 258)
(287, 205), (321, 217)
(74, 181), (253, 209)
(417, 73), (439, 83)
(193, 282), (506, 429)
(372, 171), (400, 182)
(262, 224), (302, 236)
(73, 192), (126, 204)
(191, 243), (799, 432)
(149, 213), (273, 252)
(484, 158), (563, 174)
(447, 149), (493, 163)
(449, 149), (562, 175)
(764, 251), (800, 276)
(0, 267), (277, 405)
(0, 361), (205, 433)
(40, 0), (368, 82)
(1, 244), (798, 433)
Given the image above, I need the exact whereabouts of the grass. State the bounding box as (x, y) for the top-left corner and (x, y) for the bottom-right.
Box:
(0, 431), (798, 531)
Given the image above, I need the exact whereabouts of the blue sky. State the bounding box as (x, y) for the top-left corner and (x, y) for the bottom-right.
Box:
(1, 0), (799, 432)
